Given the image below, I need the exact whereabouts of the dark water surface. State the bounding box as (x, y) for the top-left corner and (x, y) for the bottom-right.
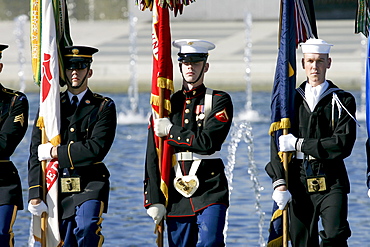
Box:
(10, 90), (370, 246)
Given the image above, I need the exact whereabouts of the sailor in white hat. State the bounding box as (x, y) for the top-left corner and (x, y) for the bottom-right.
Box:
(269, 38), (357, 246)
(146, 39), (233, 246)
(298, 38), (333, 111)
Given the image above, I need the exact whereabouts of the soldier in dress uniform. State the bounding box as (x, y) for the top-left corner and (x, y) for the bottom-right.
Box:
(28, 45), (117, 246)
(144, 39), (233, 246)
(0, 44), (29, 247)
(266, 39), (357, 246)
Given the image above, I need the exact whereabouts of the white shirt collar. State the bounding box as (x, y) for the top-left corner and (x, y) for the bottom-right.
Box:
(305, 80), (329, 98)
(67, 88), (88, 105)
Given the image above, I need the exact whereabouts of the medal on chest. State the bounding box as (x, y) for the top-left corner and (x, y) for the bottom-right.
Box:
(195, 105), (205, 122)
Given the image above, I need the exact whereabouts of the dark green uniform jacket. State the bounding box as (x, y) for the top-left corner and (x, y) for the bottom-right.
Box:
(28, 89), (116, 219)
(144, 84), (233, 216)
(0, 84), (28, 209)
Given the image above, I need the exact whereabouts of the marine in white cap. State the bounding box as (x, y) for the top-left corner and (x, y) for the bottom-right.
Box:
(172, 39), (215, 87)
(145, 39), (233, 246)
(266, 38), (357, 246)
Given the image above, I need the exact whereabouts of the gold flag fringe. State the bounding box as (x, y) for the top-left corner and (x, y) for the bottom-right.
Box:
(160, 180), (169, 207)
(278, 151), (293, 164)
(50, 135), (61, 147)
(267, 209), (285, 247)
(36, 116), (45, 129)
(35, 116), (61, 146)
(267, 236), (283, 247)
(157, 76), (174, 92)
(150, 94), (172, 114)
(136, 0), (196, 12)
(268, 118), (291, 136)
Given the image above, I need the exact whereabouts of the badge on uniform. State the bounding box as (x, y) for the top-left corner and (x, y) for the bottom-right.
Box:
(215, 108), (229, 122)
(61, 176), (81, 193)
(174, 175), (199, 198)
(173, 159), (201, 197)
(306, 175), (327, 193)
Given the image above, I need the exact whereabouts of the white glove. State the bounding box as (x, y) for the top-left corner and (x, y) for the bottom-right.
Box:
(147, 204), (166, 225)
(154, 118), (173, 137)
(28, 201), (48, 216)
(279, 134), (297, 152)
(272, 189), (292, 210)
(38, 142), (54, 161)
(367, 189), (370, 198)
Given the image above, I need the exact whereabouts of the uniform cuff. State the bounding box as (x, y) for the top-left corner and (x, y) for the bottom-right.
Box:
(296, 138), (304, 152)
(273, 179), (286, 189)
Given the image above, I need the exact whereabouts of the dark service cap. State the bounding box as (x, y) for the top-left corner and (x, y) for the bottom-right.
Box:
(63, 45), (99, 69)
(0, 44), (9, 59)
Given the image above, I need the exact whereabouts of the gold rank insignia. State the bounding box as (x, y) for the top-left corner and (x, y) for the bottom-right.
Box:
(14, 113), (24, 127)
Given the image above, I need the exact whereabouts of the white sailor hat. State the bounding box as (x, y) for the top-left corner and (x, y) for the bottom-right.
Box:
(300, 38), (333, 54)
(173, 39), (215, 62)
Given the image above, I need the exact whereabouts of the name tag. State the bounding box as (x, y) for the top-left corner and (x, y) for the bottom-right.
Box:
(61, 177), (81, 193)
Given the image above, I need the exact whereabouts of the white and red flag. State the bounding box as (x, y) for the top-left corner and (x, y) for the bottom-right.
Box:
(30, 0), (71, 246)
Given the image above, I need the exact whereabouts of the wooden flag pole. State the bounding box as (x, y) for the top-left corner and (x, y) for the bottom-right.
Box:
(282, 128), (289, 247)
(155, 87), (165, 247)
(41, 127), (48, 247)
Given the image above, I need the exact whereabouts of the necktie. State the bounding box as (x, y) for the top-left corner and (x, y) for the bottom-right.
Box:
(71, 95), (78, 113)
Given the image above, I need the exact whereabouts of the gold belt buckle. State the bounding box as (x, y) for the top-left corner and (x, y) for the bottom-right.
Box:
(61, 177), (81, 193)
(306, 176), (327, 193)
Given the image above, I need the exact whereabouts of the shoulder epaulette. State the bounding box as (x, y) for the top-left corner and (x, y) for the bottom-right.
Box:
(93, 93), (111, 102)
(2, 87), (23, 97)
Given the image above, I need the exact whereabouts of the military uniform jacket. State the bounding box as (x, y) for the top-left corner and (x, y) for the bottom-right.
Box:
(144, 84), (233, 217)
(266, 81), (356, 194)
(0, 84), (28, 209)
(28, 89), (116, 219)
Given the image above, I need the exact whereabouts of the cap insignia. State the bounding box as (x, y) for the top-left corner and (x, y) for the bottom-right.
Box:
(72, 48), (79, 55)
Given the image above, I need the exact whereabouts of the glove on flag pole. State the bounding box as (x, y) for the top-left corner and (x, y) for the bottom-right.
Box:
(268, 0), (317, 246)
(355, 0), (370, 192)
(30, 0), (72, 246)
(137, 0), (195, 245)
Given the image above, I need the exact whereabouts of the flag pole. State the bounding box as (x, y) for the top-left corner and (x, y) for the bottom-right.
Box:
(41, 127), (47, 247)
(282, 129), (289, 247)
(152, 87), (165, 246)
(156, 87), (165, 247)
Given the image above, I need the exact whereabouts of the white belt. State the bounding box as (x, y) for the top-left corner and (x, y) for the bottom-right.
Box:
(296, 151), (316, 160)
(175, 151), (221, 161)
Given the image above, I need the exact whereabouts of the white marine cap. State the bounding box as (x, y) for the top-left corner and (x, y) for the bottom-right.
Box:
(300, 38), (333, 54)
(173, 39), (215, 54)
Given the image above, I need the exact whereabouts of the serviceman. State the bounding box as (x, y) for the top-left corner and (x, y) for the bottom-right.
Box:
(144, 39), (233, 246)
(0, 44), (29, 247)
(266, 38), (357, 246)
(28, 45), (117, 246)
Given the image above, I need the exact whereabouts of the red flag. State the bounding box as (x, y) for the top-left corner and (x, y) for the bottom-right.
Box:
(150, 0), (174, 206)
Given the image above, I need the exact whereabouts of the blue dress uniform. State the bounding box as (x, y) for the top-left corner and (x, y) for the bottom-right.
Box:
(266, 81), (356, 246)
(28, 46), (117, 246)
(144, 83), (233, 246)
(0, 44), (29, 247)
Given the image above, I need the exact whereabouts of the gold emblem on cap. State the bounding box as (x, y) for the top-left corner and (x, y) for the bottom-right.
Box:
(72, 48), (79, 55)
(187, 42), (194, 45)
